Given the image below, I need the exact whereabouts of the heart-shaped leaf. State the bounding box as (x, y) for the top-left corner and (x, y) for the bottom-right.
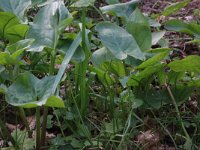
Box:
(126, 8), (152, 51)
(6, 73), (64, 108)
(26, 1), (73, 52)
(96, 22), (145, 60)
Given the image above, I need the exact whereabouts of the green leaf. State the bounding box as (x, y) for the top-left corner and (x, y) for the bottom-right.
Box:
(137, 51), (168, 69)
(96, 22), (145, 60)
(100, 0), (138, 20)
(106, 0), (119, 4)
(168, 55), (200, 73)
(0, 12), (19, 39)
(58, 40), (85, 63)
(0, 52), (22, 65)
(162, 0), (191, 17)
(71, 0), (95, 7)
(126, 8), (152, 51)
(6, 24), (29, 43)
(128, 64), (164, 86)
(7, 39), (34, 53)
(101, 61), (126, 77)
(26, 1), (73, 52)
(51, 32), (82, 95)
(152, 31), (166, 45)
(0, 0), (31, 23)
(165, 19), (200, 38)
(92, 47), (115, 67)
(6, 73), (64, 108)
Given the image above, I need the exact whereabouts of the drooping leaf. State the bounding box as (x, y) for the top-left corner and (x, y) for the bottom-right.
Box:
(96, 22), (145, 60)
(126, 8), (152, 51)
(100, 0), (138, 20)
(168, 55), (200, 73)
(162, 0), (191, 17)
(0, 0), (31, 23)
(71, 0), (95, 7)
(6, 73), (64, 108)
(26, 1), (73, 52)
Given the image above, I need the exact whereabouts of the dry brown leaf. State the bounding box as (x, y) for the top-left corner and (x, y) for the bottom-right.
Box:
(135, 130), (160, 148)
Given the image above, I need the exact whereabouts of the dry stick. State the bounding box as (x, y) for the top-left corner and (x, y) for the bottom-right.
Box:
(165, 83), (191, 141)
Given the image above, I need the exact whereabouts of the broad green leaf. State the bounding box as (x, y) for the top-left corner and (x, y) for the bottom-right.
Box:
(0, 12), (19, 39)
(126, 8), (151, 51)
(96, 22), (145, 60)
(26, 1), (73, 52)
(100, 0), (138, 20)
(162, 0), (191, 16)
(165, 19), (200, 37)
(152, 31), (166, 45)
(92, 47), (115, 67)
(0, 52), (22, 65)
(168, 55), (200, 73)
(71, 0), (95, 7)
(0, 0), (31, 23)
(6, 73), (64, 108)
(6, 24), (29, 43)
(137, 51), (169, 69)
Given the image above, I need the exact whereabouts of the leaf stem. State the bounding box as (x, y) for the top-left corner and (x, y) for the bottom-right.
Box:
(18, 107), (32, 138)
(165, 83), (191, 141)
(36, 107), (41, 150)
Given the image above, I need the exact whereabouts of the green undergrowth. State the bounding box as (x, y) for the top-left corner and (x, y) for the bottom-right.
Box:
(0, 0), (200, 149)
